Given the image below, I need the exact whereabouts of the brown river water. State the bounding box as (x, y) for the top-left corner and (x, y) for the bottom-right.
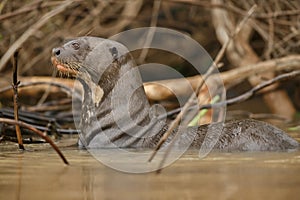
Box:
(1, 131), (300, 200)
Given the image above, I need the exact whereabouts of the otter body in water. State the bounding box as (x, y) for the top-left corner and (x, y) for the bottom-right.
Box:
(51, 37), (299, 151)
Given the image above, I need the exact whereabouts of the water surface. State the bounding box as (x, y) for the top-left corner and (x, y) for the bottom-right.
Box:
(0, 134), (300, 200)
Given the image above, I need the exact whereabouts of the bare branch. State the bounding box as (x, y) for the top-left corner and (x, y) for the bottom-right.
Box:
(12, 50), (24, 150)
(0, 0), (74, 71)
(0, 117), (69, 165)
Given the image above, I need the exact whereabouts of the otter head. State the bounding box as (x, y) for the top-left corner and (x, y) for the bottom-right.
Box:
(51, 37), (130, 80)
(51, 37), (135, 106)
(51, 37), (91, 76)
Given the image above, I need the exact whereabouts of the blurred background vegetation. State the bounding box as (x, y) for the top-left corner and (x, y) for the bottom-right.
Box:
(0, 0), (299, 119)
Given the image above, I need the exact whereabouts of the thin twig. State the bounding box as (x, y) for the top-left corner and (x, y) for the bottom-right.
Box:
(264, 7), (274, 59)
(165, 70), (300, 119)
(201, 70), (300, 110)
(37, 71), (59, 106)
(0, 1), (64, 21)
(0, 0), (74, 71)
(165, 0), (246, 16)
(138, 0), (161, 63)
(12, 50), (24, 150)
(0, 118), (69, 165)
(148, 4), (257, 164)
(0, 81), (80, 99)
(167, 0), (300, 19)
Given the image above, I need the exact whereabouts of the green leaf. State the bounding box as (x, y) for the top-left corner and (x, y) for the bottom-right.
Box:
(188, 95), (220, 127)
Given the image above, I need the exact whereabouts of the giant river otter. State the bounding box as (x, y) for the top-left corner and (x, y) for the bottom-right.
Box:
(51, 37), (299, 151)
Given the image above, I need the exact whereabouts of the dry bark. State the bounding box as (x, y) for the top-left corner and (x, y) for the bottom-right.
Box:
(1, 55), (299, 106)
(211, 0), (296, 119)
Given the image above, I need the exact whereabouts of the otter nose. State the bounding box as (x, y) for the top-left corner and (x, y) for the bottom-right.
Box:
(52, 48), (61, 57)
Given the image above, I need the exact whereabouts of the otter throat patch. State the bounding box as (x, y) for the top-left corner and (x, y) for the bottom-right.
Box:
(80, 72), (104, 107)
(91, 82), (104, 107)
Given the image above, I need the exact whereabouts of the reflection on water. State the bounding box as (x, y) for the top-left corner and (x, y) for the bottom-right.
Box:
(0, 135), (300, 200)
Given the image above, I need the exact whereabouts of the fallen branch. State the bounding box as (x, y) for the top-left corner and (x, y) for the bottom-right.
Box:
(0, 118), (69, 165)
(144, 55), (300, 101)
(1, 54), (299, 105)
(160, 70), (300, 124)
(0, 77), (80, 99)
(201, 70), (300, 110)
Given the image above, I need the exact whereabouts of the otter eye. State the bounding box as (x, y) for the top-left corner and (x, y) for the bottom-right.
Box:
(71, 42), (80, 50)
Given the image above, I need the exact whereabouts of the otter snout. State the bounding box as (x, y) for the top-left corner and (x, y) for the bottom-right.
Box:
(52, 47), (61, 57)
(51, 44), (81, 76)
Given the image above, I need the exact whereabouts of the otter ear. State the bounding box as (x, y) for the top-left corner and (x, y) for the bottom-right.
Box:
(109, 47), (119, 60)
